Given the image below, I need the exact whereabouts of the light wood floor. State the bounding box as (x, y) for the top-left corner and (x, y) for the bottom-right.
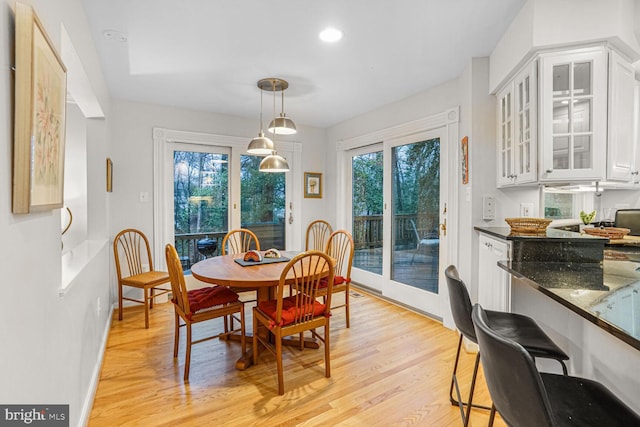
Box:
(89, 289), (505, 426)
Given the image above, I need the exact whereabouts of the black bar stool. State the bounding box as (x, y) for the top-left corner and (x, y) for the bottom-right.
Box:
(445, 265), (569, 426)
(472, 303), (640, 427)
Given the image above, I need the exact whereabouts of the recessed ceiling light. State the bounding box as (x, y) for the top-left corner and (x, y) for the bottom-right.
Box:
(319, 27), (343, 43)
(102, 29), (128, 43)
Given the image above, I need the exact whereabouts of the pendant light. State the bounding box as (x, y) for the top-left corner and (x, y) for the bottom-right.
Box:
(247, 82), (274, 155)
(259, 78), (290, 172)
(259, 151), (290, 173)
(266, 78), (297, 135)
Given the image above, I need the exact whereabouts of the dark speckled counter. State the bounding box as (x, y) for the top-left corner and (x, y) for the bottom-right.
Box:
(475, 226), (608, 263)
(476, 226), (639, 351)
(498, 257), (640, 351)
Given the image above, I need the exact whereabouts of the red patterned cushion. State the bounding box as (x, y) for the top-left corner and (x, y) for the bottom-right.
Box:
(319, 276), (348, 288)
(186, 286), (239, 312)
(258, 296), (326, 327)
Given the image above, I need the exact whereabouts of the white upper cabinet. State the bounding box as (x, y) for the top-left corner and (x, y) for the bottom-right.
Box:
(497, 62), (537, 187)
(496, 45), (637, 187)
(607, 50), (635, 182)
(539, 47), (607, 182)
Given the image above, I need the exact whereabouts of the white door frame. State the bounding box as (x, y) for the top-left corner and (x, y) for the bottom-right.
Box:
(335, 108), (459, 323)
(152, 128), (302, 269)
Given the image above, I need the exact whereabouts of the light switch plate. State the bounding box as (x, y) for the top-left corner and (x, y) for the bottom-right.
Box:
(483, 196), (496, 220)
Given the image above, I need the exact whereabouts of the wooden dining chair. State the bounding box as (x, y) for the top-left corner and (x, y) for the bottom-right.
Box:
(113, 228), (171, 328)
(221, 228), (260, 256)
(252, 251), (335, 395)
(305, 220), (333, 251)
(318, 230), (354, 328)
(221, 228), (261, 327)
(165, 244), (246, 381)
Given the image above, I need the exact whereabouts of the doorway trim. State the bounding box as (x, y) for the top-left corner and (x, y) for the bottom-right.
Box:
(335, 107), (459, 327)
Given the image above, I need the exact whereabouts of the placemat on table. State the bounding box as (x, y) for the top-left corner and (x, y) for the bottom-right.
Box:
(234, 257), (290, 267)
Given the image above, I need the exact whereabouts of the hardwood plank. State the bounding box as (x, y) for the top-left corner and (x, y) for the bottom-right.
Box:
(89, 287), (505, 426)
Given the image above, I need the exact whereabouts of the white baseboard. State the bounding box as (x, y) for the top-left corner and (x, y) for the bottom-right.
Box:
(78, 306), (114, 427)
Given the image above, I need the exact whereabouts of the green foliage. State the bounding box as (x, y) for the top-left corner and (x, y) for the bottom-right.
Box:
(352, 151), (383, 216)
(240, 155), (285, 225)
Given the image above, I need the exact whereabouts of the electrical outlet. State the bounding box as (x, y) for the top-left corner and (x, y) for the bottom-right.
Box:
(520, 203), (534, 217)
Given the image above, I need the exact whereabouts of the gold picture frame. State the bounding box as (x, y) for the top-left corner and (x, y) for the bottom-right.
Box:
(12, 3), (67, 213)
(461, 136), (469, 185)
(304, 172), (322, 198)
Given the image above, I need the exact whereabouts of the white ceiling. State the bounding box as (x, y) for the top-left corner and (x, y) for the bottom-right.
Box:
(81, 0), (526, 128)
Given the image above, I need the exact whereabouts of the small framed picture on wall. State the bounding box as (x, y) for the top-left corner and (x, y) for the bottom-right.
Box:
(304, 172), (322, 198)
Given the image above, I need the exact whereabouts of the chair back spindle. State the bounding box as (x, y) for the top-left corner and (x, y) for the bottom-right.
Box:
(222, 228), (260, 255)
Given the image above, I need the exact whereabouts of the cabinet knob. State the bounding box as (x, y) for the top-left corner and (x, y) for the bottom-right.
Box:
(631, 171), (639, 176)
(546, 169), (553, 174)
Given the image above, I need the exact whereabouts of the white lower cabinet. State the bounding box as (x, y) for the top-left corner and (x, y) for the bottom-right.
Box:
(478, 234), (512, 312)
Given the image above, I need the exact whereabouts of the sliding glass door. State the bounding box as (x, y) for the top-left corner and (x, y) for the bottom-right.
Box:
(346, 128), (447, 316)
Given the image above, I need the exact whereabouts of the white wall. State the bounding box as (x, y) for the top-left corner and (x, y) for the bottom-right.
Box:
(490, 0), (640, 92)
(0, 1), (112, 426)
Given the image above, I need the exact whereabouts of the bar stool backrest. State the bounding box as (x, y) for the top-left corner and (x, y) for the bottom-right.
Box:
(471, 304), (555, 427)
(444, 265), (477, 343)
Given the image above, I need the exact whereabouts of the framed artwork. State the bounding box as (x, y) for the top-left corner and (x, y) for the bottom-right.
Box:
(12, 3), (67, 213)
(461, 136), (469, 184)
(304, 172), (322, 198)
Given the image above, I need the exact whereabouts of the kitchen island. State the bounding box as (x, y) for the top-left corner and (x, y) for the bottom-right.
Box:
(496, 245), (640, 413)
(499, 253), (640, 351)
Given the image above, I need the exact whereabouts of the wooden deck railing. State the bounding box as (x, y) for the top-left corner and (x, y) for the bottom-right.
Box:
(176, 216), (435, 268)
(352, 214), (437, 250)
(175, 223), (285, 270)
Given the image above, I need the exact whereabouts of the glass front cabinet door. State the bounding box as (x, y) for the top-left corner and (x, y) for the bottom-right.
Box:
(539, 48), (607, 182)
(497, 62), (537, 187)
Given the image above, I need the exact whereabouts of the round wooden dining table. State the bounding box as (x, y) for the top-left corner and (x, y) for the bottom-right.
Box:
(190, 251), (320, 370)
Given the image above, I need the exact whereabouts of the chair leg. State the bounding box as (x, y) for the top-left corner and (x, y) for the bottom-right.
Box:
(276, 331), (284, 395)
(324, 321), (331, 378)
(173, 312), (180, 358)
(488, 404), (497, 427)
(184, 322), (192, 381)
(345, 286), (350, 328)
(449, 334), (464, 406)
(143, 288), (150, 329)
(252, 310), (259, 365)
(449, 334), (492, 411)
(239, 306), (246, 357)
(118, 283), (123, 321)
(462, 352), (481, 427)
(150, 287), (155, 309)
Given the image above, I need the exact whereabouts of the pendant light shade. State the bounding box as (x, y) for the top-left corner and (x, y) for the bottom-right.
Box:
(259, 152), (290, 173)
(247, 85), (274, 155)
(247, 131), (274, 155)
(268, 114), (297, 135)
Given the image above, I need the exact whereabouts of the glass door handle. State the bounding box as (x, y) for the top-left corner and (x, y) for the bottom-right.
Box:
(440, 219), (447, 236)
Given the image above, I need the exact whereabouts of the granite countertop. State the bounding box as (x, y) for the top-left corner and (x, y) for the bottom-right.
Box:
(499, 251), (640, 351)
(475, 226), (609, 242)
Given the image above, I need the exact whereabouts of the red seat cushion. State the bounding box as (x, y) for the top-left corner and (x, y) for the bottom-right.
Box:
(258, 296), (326, 327)
(186, 286), (239, 312)
(319, 275), (349, 288)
